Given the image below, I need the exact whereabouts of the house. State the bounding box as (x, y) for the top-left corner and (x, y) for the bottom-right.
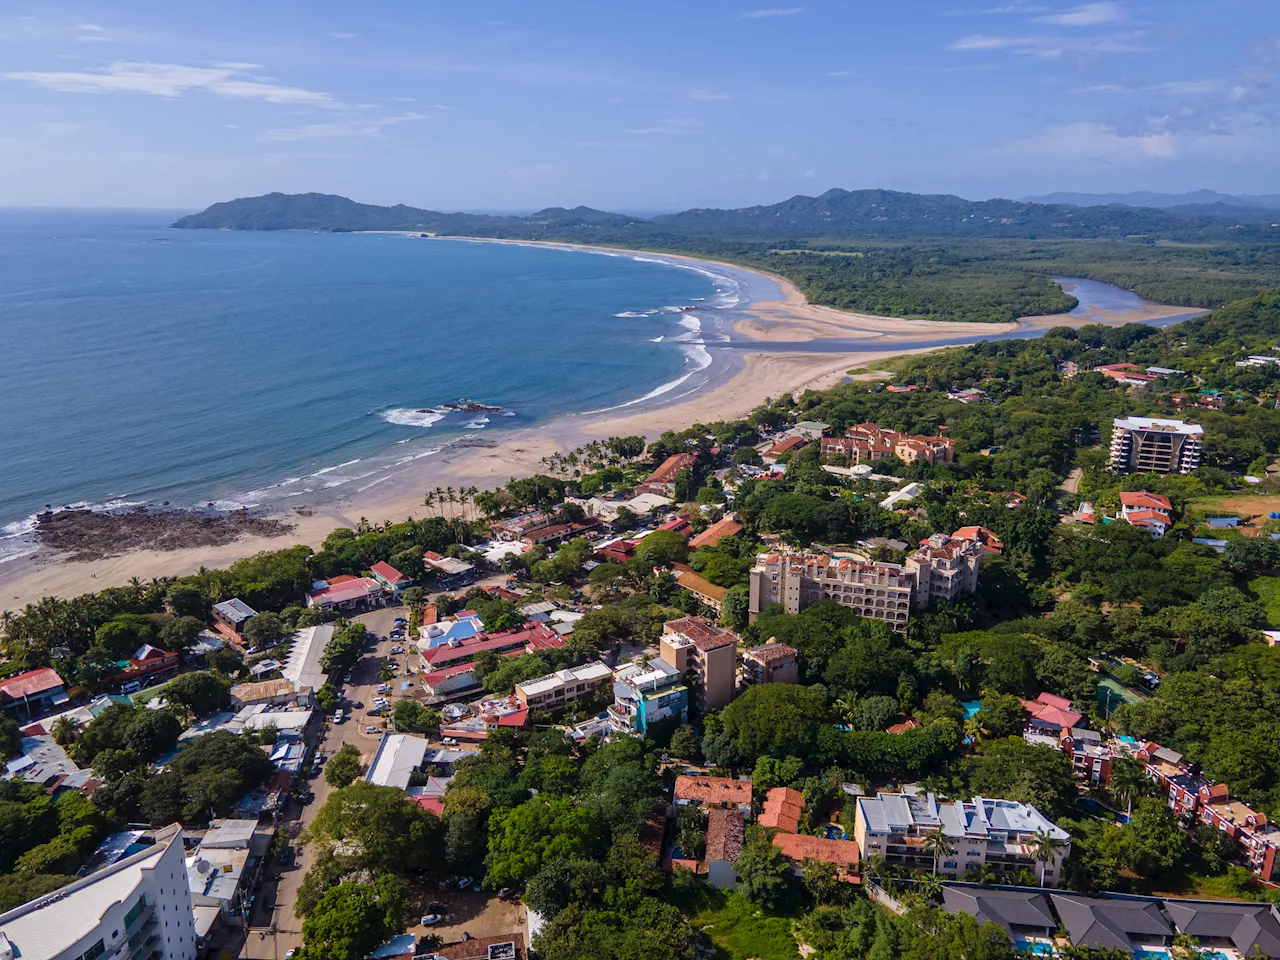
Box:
(211, 598), (256, 638)
(907, 535), (983, 607)
(490, 511), (557, 542)
(947, 387), (989, 403)
(636, 453), (697, 498)
(0, 668), (68, 721)
(673, 775), (752, 811)
(1022, 692), (1084, 735)
(758, 787), (804, 834)
(228, 678), (300, 708)
(370, 560), (413, 593)
(1051, 894), (1173, 953)
(741, 642), (799, 687)
(364, 734), (429, 790)
(670, 563), (729, 613)
(854, 792), (1070, 885)
(658, 516), (694, 539)
(608, 658), (688, 735)
(421, 663), (482, 700)
(791, 420), (830, 440)
(660, 616), (739, 712)
(418, 612), (485, 649)
(441, 695), (530, 740)
(279, 623), (333, 697)
(705, 809), (745, 890)
(761, 435), (809, 465)
(420, 622), (564, 672)
(1109, 417), (1203, 474)
(429, 933), (526, 960)
(515, 661), (613, 711)
(940, 888), (1057, 941)
(107, 645), (180, 691)
(950, 526), (1003, 557)
(1093, 362), (1159, 386)
(0, 823), (197, 960)
(821, 422), (954, 466)
(772, 833), (861, 881)
(5, 734), (81, 788)
(1118, 491), (1174, 537)
(1070, 501), (1097, 524)
(565, 493), (673, 527)
(306, 576), (386, 612)
(689, 516), (744, 550)
(1162, 899), (1280, 957)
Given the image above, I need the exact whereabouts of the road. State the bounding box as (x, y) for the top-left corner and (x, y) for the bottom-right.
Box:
(240, 605), (410, 960)
(1059, 466), (1084, 496)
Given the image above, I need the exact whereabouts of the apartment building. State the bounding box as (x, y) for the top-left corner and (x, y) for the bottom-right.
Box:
(853, 792), (1071, 886)
(659, 616), (738, 712)
(749, 537), (981, 627)
(820, 422), (955, 466)
(515, 661), (613, 711)
(741, 642), (799, 687)
(1109, 417), (1203, 475)
(609, 657), (688, 735)
(0, 824), (197, 960)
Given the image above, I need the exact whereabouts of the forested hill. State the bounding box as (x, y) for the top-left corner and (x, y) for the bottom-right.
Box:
(172, 188), (1280, 241)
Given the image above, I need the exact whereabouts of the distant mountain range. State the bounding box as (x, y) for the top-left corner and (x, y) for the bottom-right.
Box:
(172, 187), (1280, 241)
(1022, 189), (1280, 212)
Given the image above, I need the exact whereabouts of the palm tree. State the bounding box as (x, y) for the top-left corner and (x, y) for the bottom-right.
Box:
(921, 825), (956, 877)
(832, 696), (859, 728)
(916, 872), (943, 901)
(861, 854), (888, 883)
(1029, 829), (1065, 886)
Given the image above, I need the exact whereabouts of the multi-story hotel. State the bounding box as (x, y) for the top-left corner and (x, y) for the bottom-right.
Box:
(515, 661), (613, 711)
(1109, 417), (1203, 475)
(853, 792), (1071, 886)
(820, 422), (955, 466)
(0, 824), (197, 960)
(659, 617), (738, 712)
(748, 535), (981, 627)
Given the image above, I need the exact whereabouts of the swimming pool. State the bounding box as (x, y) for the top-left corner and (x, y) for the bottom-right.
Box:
(1013, 939), (1055, 956)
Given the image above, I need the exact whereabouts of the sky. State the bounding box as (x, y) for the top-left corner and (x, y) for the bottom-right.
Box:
(0, 1), (1277, 212)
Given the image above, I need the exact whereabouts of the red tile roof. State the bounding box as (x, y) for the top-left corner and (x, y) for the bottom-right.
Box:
(689, 517), (744, 550)
(645, 453), (697, 485)
(670, 566), (728, 604)
(0, 668), (65, 701)
(1120, 491), (1173, 511)
(674, 775), (752, 806)
(412, 796), (446, 816)
(370, 561), (411, 586)
(1023, 692), (1083, 730)
(706, 809), (746, 863)
(746, 642), (797, 664)
(772, 832), (861, 869)
(664, 615), (737, 650)
(758, 787), (804, 833)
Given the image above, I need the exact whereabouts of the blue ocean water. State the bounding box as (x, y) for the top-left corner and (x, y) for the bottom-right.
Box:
(0, 209), (753, 556)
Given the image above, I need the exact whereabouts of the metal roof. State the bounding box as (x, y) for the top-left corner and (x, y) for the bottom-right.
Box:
(365, 734), (429, 790)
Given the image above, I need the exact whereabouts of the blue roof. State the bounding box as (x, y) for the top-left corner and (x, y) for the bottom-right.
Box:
(368, 935), (417, 959)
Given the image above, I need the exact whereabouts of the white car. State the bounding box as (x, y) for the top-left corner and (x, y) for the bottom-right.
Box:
(376, 683), (392, 694)
(420, 914), (443, 927)
(441, 737), (458, 746)
(373, 696), (389, 706)
(390, 645), (405, 655)
(365, 725), (381, 735)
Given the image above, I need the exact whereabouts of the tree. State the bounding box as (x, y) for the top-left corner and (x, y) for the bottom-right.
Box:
(970, 691), (1024, 741)
(392, 699), (440, 733)
(803, 859), (847, 905)
(668, 725), (701, 763)
(159, 616), (205, 655)
(523, 857), (607, 918)
(325, 745), (364, 788)
(856, 695), (900, 732)
(1126, 797), (1191, 878)
(1028, 829), (1065, 885)
(400, 586), (426, 607)
(307, 781), (443, 880)
(675, 806), (706, 860)
(0, 715), (20, 760)
(921, 825), (955, 877)
(315, 684), (340, 712)
(734, 832), (791, 909)
(720, 584), (749, 630)
(301, 874), (407, 960)
(164, 670), (230, 716)
(242, 612), (285, 649)
(713, 683), (827, 764)
(484, 795), (602, 888)
(965, 738), (1078, 820)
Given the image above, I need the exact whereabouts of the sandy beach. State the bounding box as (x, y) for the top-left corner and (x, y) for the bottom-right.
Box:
(0, 241), (1198, 613)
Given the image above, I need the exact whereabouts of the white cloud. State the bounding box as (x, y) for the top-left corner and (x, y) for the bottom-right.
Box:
(981, 3), (1049, 11)
(1036, 2), (1123, 27)
(4, 61), (342, 107)
(690, 88), (732, 100)
(1003, 120), (1178, 161)
(948, 30), (1143, 58)
(740, 8), (804, 19)
(265, 112), (425, 141)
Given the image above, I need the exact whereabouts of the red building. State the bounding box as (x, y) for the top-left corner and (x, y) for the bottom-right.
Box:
(107, 644), (180, 691)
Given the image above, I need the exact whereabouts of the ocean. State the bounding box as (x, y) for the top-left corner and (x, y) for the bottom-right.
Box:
(0, 209), (773, 563)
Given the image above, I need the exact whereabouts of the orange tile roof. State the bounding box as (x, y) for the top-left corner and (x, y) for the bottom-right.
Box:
(646, 453), (697, 484)
(706, 808), (746, 863)
(674, 775), (752, 805)
(772, 832), (860, 869)
(689, 517), (744, 550)
(665, 614), (736, 649)
(758, 787), (804, 833)
(670, 566), (730, 604)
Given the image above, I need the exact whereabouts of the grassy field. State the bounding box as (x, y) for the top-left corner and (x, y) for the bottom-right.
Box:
(691, 890), (800, 960)
(1249, 576), (1280, 628)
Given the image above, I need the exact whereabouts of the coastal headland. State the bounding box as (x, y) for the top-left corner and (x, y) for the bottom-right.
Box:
(0, 239), (1204, 612)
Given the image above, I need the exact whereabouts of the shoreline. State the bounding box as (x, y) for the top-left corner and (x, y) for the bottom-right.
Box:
(0, 238), (1204, 612)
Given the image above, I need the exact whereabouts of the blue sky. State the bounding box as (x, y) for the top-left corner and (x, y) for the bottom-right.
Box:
(0, 1), (1276, 211)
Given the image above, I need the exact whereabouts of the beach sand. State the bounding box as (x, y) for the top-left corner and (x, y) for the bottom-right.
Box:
(0, 242), (1198, 612)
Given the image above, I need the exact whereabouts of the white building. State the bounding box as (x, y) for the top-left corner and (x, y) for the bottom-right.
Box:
(0, 823), (198, 960)
(853, 793), (1070, 886)
(1109, 417), (1203, 475)
(281, 623), (334, 695)
(365, 734), (429, 790)
(515, 662), (613, 711)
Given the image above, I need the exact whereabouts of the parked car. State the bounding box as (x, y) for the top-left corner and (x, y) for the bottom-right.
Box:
(300, 791), (315, 805)
(420, 914), (444, 927)
(457, 876), (474, 889)
(377, 684), (392, 694)
(285, 950), (298, 960)
(441, 737), (458, 746)
(390, 645), (405, 655)
(394, 617), (407, 625)
(373, 696), (389, 707)
(365, 725), (381, 735)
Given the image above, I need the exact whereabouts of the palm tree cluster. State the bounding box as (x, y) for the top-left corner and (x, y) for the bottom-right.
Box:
(537, 435), (647, 479)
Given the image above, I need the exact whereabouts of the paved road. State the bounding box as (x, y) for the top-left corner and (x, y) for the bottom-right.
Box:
(241, 606), (412, 960)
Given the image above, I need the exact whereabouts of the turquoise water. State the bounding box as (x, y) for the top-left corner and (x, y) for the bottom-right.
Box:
(0, 209), (765, 560)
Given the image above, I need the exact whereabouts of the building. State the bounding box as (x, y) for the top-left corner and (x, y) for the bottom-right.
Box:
(420, 622), (564, 672)
(791, 420), (830, 440)
(673, 775), (752, 812)
(280, 623), (334, 696)
(821, 422), (954, 466)
(306, 576), (386, 612)
(5, 734), (82, 788)
(565, 493), (673, 527)
(636, 453), (697, 498)
(1109, 417), (1203, 475)
(950, 526), (1003, 557)
(0, 823), (197, 960)
(659, 616), (738, 712)
(370, 560), (413, 593)
(689, 516), (744, 550)
(421, 663), (482, 700)
(940, 888), (1057, 942)
(741, 642), (799, 687)
(515, 661), (613, 711)
(749, 552), (913, 629)
(1022, 692), (1084, 736)
(1162, 900), (1280, 957)
(608, 658), (688, 735)
(1093, 362), (1159, 386)
(761, 435), (809, 465)
(1051, 894), (1173, 953)
(107, 645), (180, 692)
(365, 734), (429, 790)
(705, 809), (746, 890)
(428, 933), (526, 960)
(490, 511), (559, 542)
(0, 668), (67, 721)
(211, 598), (256, 638)
(758, 787), (804, 833)
(670, 564), (728, 613)
(853, 792), (1071, 886)
(907, 535), (983, 607)
(1118, 491), (1174, 537)
(772, 833), (861, 882)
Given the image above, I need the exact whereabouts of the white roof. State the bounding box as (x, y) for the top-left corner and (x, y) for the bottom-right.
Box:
(282, 623), (334, 693)
(199, 819), (258, 849)
(212, 598), (256, 621)
(0, 825), (182, 960)
(1113, 416), (1203, 435)
(517, 661), (612, 698)
(365, 734), (429, 789)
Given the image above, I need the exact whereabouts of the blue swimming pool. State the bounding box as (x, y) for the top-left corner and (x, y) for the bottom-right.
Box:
(1013, 939), (1055, 956)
